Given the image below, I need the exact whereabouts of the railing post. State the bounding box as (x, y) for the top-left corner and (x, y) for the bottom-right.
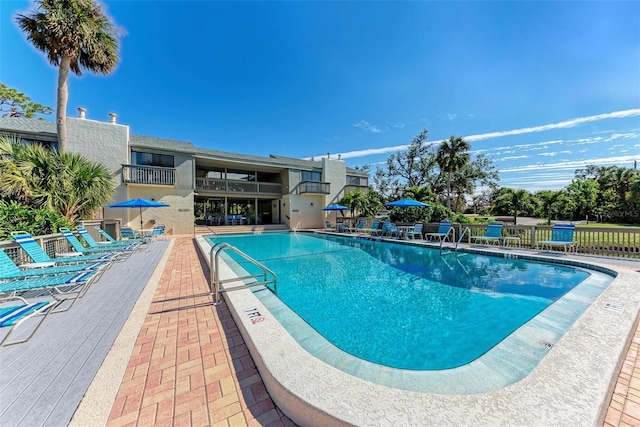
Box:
(530, 226), (536, 249)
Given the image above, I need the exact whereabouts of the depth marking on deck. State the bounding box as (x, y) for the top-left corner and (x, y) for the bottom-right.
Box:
(603, 301), (625, 313)
(244, 307), (265, 324)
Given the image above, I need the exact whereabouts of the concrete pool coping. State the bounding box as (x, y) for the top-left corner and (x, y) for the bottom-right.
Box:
(197, 233), (640, 426)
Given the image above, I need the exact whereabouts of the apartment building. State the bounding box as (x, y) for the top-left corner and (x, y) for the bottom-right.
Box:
(0, 111), (368, 234)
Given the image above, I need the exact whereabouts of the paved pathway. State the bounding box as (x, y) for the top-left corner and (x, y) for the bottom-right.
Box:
(105, 236), (639, 426)
(106, 237), (295, 427)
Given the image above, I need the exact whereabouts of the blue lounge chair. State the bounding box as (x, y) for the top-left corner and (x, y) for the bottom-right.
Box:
(0, 269), (99, 313)
(325, 221), (334, 231)
(469, 222), (503, 246)
(11, 231), (118, 265)
(537, 223), (578, 253)
(0, 249), (108, 282)
(0, 296), (57, 347)
(363, 219), (380, 235)
(60, 228), (136, 259)
(349, 219), (367, 233)
(408, 224), (424, 240)
(120, 227), (141, 240)
(425, 220), (454, 242)
(76, 227), (142, 250)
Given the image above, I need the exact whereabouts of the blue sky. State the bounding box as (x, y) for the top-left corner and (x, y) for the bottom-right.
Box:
(1, 1), (639, 192)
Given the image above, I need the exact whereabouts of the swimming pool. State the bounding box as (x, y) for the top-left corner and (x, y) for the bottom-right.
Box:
(206, 232), (607, 371)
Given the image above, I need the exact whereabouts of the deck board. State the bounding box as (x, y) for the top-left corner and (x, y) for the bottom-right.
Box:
(0, 240), (169, 427)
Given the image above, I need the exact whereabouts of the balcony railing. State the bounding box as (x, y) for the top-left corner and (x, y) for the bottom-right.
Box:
(298, 181), (330, 194)
(122, 164), (175, 186)
(195, 178), (282, 195)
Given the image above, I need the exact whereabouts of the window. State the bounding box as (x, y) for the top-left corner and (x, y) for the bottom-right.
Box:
(347, 175), (368, 186)
(227, 169), (256, 181)
(20, 138), (58, 150)
(132, 151), (174, 167)
(301, 170), (322, 181)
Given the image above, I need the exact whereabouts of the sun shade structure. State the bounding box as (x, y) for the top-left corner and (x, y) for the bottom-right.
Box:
(385, 199), (431, 208)
(106, 198), (169, 229)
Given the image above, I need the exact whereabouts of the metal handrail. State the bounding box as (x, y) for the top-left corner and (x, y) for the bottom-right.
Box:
(439, 227), (456, 254)
(209, 242), (277, 306)
(455, 227), (470, 252)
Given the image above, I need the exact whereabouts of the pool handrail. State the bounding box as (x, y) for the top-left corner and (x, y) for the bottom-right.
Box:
(209, 242), (277, 305)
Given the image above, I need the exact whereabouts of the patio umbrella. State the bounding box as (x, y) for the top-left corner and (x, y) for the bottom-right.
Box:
(322, 204), (349, 226)
(106, 198), (169, 229)
(385, 199), (431, 208)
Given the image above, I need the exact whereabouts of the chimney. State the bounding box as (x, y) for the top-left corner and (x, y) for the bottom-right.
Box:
(78, 107), (86, 119)
(109, 113), (117, 124)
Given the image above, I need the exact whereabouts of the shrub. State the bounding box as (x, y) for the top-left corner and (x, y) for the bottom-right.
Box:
(0, 200), (71, 240)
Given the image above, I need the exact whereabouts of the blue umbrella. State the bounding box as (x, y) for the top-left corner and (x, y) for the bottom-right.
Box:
(386, 199), (431, 208)
(107, 198), (169, 229)
(322, 204), (349, 226)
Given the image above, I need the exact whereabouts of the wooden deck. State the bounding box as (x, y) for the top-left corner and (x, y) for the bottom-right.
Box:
(0, 240), (170, 426)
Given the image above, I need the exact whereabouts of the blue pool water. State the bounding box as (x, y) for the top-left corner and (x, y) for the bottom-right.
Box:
(207, 232), (593, 370)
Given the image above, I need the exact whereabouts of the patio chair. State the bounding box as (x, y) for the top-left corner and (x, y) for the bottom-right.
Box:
(408, 224), (424, 240)
(349, 219), (367, 233)
(537, 223), (578, 253)
(362, 219), (380, 235)
(11, 231), (119, 266)
(60, 228), (137, 258)
(424, 221), (454, 243)
(77, 227), (142, 250)
(325, 221), (334, 231)
(469, 222), (503, 246)
(0, 249), (109, 282)
(95, 226), (145, 244)
(0, 296), (57, 347)
(0, 269), (99, 313)
(120, 227), (141, 240)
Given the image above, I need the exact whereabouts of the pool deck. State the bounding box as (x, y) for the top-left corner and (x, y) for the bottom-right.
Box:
(1, 234), (638, 426)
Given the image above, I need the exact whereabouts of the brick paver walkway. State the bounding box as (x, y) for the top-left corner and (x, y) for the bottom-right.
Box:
(604, 319), (640, 427)
(104, 236), (639, 426)
(107, 237), (295, 427)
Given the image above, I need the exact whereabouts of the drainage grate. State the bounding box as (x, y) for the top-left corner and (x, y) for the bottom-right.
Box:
(544, 342), (554, 349)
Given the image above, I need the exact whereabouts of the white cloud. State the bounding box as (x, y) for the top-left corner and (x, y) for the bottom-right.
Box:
(393, 122), (407, 128)
(539, 152), (558, 157)
(353, 120), (382, 133)
(499, 154), (639, 173)
(499, 155), (529, 161)
(465, 109), (640, 142)
(447, 113), (457, 121)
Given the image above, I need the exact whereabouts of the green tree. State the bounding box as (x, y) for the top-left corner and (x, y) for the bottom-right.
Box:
(436, 135), (470, 210)
(566, 179), (599, 221)
(16, 0), (122, 152)
(0, 135), (114, 221)
(0, 83), (53, 118)
(374, 130), (437, 198)
(492, 188), (534, 225)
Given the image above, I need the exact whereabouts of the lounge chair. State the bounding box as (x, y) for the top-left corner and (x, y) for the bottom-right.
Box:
(120, 227), (141, 240)
(349, 219), (367, 233)
(11, 231), (119, 265)
(76, 227), (142, 250)
(325, 221), (334, 231)
(362, 219), (381, 235)
(408, 224), (424, 240)
(0, 296), (57, 347)
(469, 222), (503, 246)
(0, 269), (99, 313)
(537, 223), (578, 253)
(59, 228), (137, 258)
(96, 226), (145, 244)
(0, 249), (109, 282)
(425, 221), (454, 242)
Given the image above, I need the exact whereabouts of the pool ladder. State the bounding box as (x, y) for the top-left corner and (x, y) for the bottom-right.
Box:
(209, 242), (277, 306)
(455, 227), (471, 252)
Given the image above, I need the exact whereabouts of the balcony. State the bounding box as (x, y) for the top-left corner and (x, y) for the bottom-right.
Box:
(122, 164), (175, 186)
(298, 181), (330, 194)
(195, 178), (282, 195)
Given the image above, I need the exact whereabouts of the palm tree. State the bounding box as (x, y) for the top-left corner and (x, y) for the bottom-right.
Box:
(493, 188), (533, 225)
(16, 0), (121, 152)
(0, 135), (114, 221)
(436, 135), (470, 210)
